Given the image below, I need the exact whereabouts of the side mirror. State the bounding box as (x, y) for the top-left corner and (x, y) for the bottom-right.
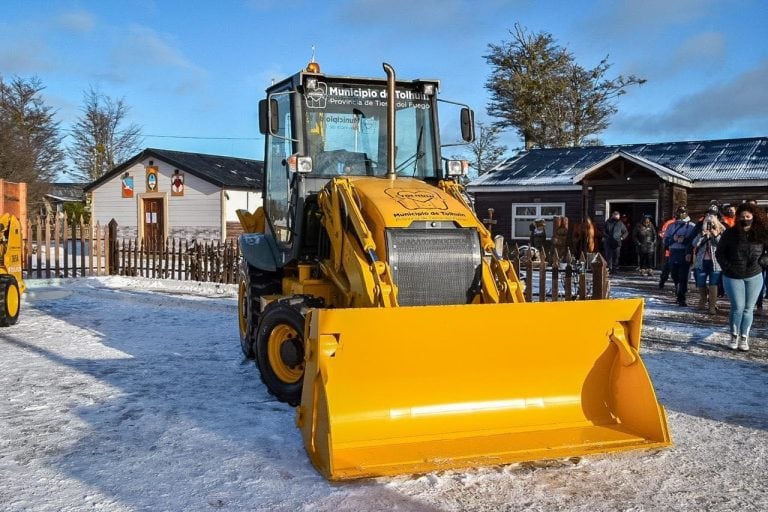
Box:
(258, 98), (280, 135)
(460, 107), (475, 142)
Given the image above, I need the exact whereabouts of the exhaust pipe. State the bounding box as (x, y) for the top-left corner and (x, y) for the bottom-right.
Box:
(383, 62), (396, 180)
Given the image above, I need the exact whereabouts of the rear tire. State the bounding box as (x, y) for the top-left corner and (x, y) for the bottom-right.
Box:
(0, 275), (20, 327)
(237, 261), (280, 359)
(254, 298), (315, 406)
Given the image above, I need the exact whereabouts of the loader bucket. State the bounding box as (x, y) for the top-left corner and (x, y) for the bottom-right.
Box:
(297, 298), (670, 480)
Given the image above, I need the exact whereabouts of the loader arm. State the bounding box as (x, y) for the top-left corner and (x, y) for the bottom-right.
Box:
(438, 180), (524, 304)
(317, 177), (398, 308)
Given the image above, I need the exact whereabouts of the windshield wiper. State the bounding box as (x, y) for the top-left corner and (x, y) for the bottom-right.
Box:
(395, 125), (424, 176)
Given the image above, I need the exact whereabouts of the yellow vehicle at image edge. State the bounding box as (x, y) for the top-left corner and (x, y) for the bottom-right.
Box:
(235, 60), (671, 480)
(0, 213), (25, 326)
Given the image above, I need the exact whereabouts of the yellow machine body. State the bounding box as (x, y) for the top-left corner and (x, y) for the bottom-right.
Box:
(0, 213), (25, 326)
(0, 213), (25, 291)
(241, 62), (670, 481)
(298, 297), (669, 480)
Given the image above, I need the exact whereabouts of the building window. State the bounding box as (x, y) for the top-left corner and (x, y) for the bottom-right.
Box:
(511, 203), (565, 239)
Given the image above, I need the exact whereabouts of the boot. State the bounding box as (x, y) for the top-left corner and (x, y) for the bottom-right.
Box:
(728, 334), (739, 350)
(708, 285), (719, 314)
(738, 336), (750, 351)
(697, 287), (708, 310)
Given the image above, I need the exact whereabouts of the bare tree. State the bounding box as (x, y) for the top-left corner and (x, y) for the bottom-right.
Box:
(0, 75), (65, 211)
(465, 122), (508, 177)
(485, 24), (645, 148)
(68, 87), (142, 181)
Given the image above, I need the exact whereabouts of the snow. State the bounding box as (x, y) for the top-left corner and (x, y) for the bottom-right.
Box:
(1, 274), (766, 511)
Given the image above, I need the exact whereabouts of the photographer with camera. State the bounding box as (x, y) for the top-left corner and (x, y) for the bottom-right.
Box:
(692, 204), (725, 314)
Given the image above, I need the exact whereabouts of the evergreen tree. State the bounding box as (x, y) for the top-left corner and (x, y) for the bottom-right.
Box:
(485, 24), (645, 148)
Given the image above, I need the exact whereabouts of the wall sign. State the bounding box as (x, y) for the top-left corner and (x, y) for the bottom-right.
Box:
(146, 166), (159, 192)
(121, 174), (134, 198)
(171, 170), (184, 196)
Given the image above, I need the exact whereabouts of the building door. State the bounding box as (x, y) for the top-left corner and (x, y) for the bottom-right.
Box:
(607, 201), (657, 268)
(143, 198), (164, 252)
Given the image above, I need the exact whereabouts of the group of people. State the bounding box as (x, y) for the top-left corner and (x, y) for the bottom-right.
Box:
(603, 212), (657, 276)
(610, 200), (768, 353)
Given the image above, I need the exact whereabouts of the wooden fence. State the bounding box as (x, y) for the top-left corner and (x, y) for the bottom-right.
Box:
(24, 217), (240, 284)
(23, 218), (609, 299)
(506, 244), (610, 301)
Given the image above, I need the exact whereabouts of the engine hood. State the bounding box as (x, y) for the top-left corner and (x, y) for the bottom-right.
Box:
(346, 177), (478, 229)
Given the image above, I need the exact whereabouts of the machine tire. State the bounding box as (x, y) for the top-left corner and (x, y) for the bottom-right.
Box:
(237, 262), (280, 359)
(0, 275), (20, 327)
(254, 298), (309, 406)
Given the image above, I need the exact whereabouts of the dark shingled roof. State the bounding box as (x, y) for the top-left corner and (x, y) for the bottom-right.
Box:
(85, 148), (263, 192)
(46, 182), (87, 202)
(469, 137), (768, 188)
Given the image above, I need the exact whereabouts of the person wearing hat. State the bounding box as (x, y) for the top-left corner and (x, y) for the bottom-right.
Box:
(663, 206), (697, 306)
(603, 211), (628, 273)
(692, 205), (725, 313)
(529, 218), (547, 251)
(633, 214), (657, 276)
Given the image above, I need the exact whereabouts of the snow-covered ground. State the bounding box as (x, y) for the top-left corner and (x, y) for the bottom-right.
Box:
(1, 275), (766, 511)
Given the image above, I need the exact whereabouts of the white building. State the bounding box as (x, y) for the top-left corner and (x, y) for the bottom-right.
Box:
(84, 148), (263, 242)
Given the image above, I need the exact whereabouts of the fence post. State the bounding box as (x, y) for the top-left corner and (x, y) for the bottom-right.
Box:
(54, 217), (61, 277)
(44, 216), (51, 278)
(63, 217), (69, 277)
(591, 252), (609, 299)
(538, 248), (547, 302)
(551, 248), (560, 302)
(108, 219), (118, 275)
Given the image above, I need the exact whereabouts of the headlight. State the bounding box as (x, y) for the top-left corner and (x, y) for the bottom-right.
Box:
(287, 155), (313, 174)
(445, 159), (469, 177)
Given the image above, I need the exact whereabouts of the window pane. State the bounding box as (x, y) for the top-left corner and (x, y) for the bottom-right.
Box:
(515, 206), (536, 216)
(541, 206), (563, 217)
(514, 219), (534, 238)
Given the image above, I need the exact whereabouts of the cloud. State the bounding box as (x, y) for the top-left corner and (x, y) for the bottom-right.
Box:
(670, 31), (726, 70)
(0, 33), (52, 73)
(639, 31), (727, 79)
(587, 0), (720, 38)
(334, 0), (522, 30)
(613, 58), (768, 138)
(57, 10), (96, 32)
(106, 24), (207, 94)
(112, 25), (201, 71)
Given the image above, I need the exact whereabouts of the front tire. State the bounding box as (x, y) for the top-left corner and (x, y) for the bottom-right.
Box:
(254, 298), (310, 406)
(237, 262), (280, 359)
(0, 275), (20, 327)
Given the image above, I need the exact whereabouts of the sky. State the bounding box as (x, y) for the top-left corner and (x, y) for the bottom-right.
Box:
(2, 0), (767, 178)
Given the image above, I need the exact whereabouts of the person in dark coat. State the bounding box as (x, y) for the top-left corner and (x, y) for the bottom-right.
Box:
(663, 206), (697, 306)
(633, 214), (657, 276)
(529, 219), (547, 251)
(715, 203), (768, 351)
(603, 211), (628, 273)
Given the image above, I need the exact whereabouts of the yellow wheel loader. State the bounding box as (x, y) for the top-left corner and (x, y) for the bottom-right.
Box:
(237, 61), (671, 480)
(0, 213), (25, 326)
